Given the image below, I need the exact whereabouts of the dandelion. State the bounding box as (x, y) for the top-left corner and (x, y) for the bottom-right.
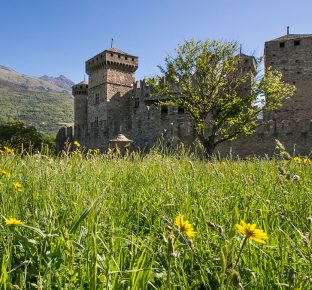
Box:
(234, 220), (268, 268)
(4, 147), (14, 154)
(73, 140), (81, 147)
(303, 158), (312, 165)
(0, 169), (11, 178)
(5, 217), (25, 226)
(13, 182), (23, 192)
(175, 215), (196, 238)
(235, 220), (268, 244)
(293, 156), (302, 164)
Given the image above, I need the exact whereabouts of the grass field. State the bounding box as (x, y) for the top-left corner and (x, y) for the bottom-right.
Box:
(0, 148), (311, 289)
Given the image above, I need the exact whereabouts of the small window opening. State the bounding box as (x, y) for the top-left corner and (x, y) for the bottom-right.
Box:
(280, 42), (285, 48)
(178, 107), (185, 114)
(95, 93), (100, 105)
(111, 53), (114, 57)
(118, 55), (121, 58)
(125, 57), (128, 60)
(294, 40), (300, 46)
(132, 58), (134, 61)
(161, 105), (168, 117)
(134, 98), (139, 108)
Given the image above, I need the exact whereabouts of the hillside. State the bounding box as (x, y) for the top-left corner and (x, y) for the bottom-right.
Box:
(0, 66), (74, 134)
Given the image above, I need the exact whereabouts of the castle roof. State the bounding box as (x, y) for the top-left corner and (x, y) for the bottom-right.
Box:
(269, 34), (312, 42)
(78, 80), (88, 85)
(105, 47), (138, 58)
(109, 134), (133, 142)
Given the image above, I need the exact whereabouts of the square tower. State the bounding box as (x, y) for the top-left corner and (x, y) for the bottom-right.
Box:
(85, 48), (138, 148)
(264, 33), (312, 121)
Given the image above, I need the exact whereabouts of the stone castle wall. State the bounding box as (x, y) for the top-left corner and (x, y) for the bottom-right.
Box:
(56, 34), (312, 157)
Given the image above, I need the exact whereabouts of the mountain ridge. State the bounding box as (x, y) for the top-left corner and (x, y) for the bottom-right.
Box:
(0, 65), (74, 134)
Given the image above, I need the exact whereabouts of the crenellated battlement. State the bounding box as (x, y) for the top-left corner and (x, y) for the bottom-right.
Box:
(86, 48), (138, 74)
(256, 118), (312, 135)
(72, 81), (88, 96)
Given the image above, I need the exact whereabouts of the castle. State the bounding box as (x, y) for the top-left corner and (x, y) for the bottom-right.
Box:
(56, 31), (312, 156)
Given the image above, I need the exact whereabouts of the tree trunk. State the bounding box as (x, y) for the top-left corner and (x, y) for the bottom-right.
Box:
(197, 133), (215, 159)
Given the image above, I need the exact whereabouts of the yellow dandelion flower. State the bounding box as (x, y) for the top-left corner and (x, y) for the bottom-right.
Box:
(13, 182), (23, 192)
(303, 158), (312, 165)
(0, 169), (11, 178)
(5, 217), (25, 226)
(74, 140), (81, 147)
(293, 156), (302, 164)
(235, 220), (268, 244)
(175, 215), (196, 238)
(3, 147), (14, 154)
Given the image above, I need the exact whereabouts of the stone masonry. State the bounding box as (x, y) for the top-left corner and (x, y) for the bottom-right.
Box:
(56, 33), (312, 156)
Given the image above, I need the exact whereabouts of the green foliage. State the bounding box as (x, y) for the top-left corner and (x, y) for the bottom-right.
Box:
(149, 39), (296, 156)
(0, 121), (55, 152)
(0, 150), (311, 288)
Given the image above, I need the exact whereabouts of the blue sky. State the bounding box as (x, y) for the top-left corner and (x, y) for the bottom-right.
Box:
(1, 0), (311, 83)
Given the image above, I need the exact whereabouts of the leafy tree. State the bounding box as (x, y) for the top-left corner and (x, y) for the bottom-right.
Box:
(0, 121), (54, 153)
(149, 39), (295, 157)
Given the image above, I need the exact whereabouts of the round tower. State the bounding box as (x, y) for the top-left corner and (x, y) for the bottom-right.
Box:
(72, 80), (88, 127)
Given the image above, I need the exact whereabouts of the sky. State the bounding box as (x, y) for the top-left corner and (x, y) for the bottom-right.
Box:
(1, 0), (312, 83)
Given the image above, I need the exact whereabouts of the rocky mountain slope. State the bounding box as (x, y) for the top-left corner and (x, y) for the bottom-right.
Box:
(0, 65), (74, 134)
(39, 75), (75, 91)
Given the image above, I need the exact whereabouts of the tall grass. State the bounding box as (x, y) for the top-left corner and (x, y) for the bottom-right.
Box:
(0, 149), (311, 289)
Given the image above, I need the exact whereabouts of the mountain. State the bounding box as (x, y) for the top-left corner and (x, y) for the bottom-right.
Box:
(0, 65), (74, 134)
(39, 75), (75, 92)
(0, 65), (72, 93)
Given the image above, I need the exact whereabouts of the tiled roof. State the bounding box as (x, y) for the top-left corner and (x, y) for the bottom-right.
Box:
(106, 47), (137, 58)
(269, 34), (312, 42)
(78, 80), (88, 85)
(109, 134), (133, 142)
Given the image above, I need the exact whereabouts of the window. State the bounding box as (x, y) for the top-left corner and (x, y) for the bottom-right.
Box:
(134, 98), (139, 108)
(125, 57), (128, 60)
(111, 53), (114, 57)
(280, 42), (285, 48)
(118, 55), (121, 58)
(294, 40), (300, 46)
(161, 105), (168, 118)
(178, 107), (185, 114)
(132, 58), (134, 61)
(95, 93), (100, 105)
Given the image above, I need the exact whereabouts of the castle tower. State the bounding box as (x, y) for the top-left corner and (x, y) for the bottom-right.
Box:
(85, 47), (138, 147)
(72, 81), (88, 140)
(264, 32), (312, 121)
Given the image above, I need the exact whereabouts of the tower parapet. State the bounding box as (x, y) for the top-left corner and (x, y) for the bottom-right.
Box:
(86, 48), (138, 75)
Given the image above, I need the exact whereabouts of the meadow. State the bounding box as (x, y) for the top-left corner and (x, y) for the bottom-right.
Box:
(0, 147), (311, 289)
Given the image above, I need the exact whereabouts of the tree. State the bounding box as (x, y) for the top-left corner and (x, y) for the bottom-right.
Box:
(0, 121), (55, 153)
(149, 39), (295, 157)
